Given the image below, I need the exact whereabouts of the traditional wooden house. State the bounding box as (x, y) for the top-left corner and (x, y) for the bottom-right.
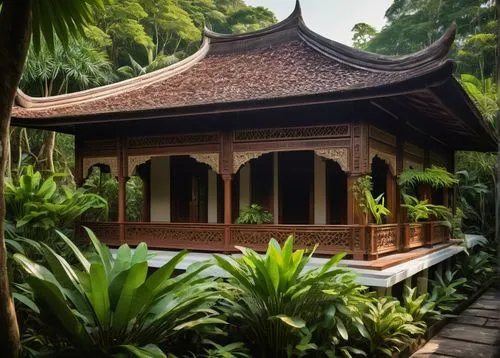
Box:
(11, 3), (496, 261)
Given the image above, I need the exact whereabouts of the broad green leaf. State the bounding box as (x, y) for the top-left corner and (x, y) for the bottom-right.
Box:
(271, 315), (306, 329)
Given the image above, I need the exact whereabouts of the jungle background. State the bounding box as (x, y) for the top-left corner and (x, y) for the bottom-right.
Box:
(12, 0), (498, 239)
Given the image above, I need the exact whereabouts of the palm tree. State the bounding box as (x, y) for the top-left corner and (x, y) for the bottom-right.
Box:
(0, 1), (103, 356)
(20, 38), (115, 173)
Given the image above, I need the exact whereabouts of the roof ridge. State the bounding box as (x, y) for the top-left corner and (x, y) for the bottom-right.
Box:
(298, 19), (456, 73)
(16, 37), (210, 109)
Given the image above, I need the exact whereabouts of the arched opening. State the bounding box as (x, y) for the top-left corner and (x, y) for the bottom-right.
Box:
(326, 160), (347, 224)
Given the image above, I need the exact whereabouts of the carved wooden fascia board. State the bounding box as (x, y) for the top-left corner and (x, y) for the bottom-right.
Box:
(190, 153), (220, 173)
(83, 156), (118, 177)
(314, 148), (349, 172)
(233, 151), (269, 173)
(369, 149), (396, 175)
(128, 155), (152, 176)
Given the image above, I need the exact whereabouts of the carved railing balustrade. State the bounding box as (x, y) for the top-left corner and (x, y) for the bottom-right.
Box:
(78, 221), (451, 260)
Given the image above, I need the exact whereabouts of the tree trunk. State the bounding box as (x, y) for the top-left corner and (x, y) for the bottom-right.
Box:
(0, 1), (32, 357)
(40, 131), (56, 173)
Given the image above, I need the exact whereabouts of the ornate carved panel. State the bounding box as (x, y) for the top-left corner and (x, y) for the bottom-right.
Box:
(233, 151), (269, 173)
(369, 126), (396, 147)
(83, 156), (118, 177)
(128, 133), (220, 149)
(230, 226), (353, 251)
(125, 224), (225, 246)
(369, 148), (397, 175)
(234, 124), (350, 142)
(314, 148), (349, 172)
(190, 153), (220, 173)
(408, 224), (425, 248)
(128, 155), (151, 176)
(372, 225), (399, 254)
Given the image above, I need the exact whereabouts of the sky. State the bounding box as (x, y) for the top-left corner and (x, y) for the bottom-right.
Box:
(245, 0), (393, 46)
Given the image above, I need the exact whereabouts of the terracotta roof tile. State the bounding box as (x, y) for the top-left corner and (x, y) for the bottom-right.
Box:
(12, 41), (409, 119)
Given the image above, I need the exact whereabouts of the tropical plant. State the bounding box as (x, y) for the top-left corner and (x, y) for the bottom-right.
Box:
(460, 74), (498, 125)
(455, 249), (495, 292)
(398, 166), (458, 194)
(403, 286), (441, 323)
(198, 340), (250, 358)
(13, 228), (225, 356)
(0, 2), (106, 353)
(5, 166), (107, 242)
(366, 191), (391, 225)
(428, 271), (467, 313)
(214, 236), (367, 357)
(235, 204), (273, 224)
(358, 297), (425, 357)
(401, 194), (450, 223)
(351, 175), (391, 224)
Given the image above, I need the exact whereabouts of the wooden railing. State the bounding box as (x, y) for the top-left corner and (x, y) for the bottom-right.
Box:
(78, 221), (450, 260)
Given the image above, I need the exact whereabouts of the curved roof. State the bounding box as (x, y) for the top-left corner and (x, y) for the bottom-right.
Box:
(12, 0), (456, 119)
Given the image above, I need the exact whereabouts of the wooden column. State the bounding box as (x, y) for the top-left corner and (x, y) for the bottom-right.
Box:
(74, 135), (84, 187)
(220, 132), (234, 250)
(117, 137), (128, 243)
(395, 137), (404, 223)
(273, 152), (279, 224)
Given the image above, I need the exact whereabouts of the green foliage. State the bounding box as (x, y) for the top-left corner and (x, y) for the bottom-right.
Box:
(366, 191), (391, 225)
(428, 271), (467, 313)
(401, 194), (450, 223)
(398, 166), (458, 192)
(235, 204), (273, 224)
(359, 297), (425, 357)
(200, 340), (250, 358)
(362, 0), (496, 78)
(352, 175), (391, 224)
(214, 236), (368, 357)
(351, 23), (378, 49)
(403, 286), (440, 323)
(460, 74), (497, 125)
(14, 228), (225, 356)
(5, 166), (107, 238)
(21, 38), (115, 97)
(455, 163), (496, 237)
(455, 249), (495, 292)
(29, 0), (104, 52)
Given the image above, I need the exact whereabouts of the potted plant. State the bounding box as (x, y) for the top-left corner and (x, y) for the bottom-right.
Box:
(235, 203), (273, 224)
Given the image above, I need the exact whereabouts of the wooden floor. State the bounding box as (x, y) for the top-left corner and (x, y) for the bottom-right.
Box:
(412, 288), (500, 358)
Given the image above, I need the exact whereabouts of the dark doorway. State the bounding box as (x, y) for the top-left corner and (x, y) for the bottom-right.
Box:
(279, 151), (314, 224)
(251, 153), (274, 213)
(170, 156), (208, 223)
(371, 156), (388, 199)
(326, 161), (347, 224)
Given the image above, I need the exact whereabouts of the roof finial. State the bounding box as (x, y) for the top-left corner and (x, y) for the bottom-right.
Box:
(292, 0), (302, 17)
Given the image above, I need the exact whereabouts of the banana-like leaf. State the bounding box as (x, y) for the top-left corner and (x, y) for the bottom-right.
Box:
(89, 263), (111, 328)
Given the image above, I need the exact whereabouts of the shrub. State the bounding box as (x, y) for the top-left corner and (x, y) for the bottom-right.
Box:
(5, 165), (107, 242)
(403, 286), (441, 323)
(358, 297), (425, 357)
(214, 236), (368, 357)
(14, 228), (225, 357)
(428, 271), (467, 313)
